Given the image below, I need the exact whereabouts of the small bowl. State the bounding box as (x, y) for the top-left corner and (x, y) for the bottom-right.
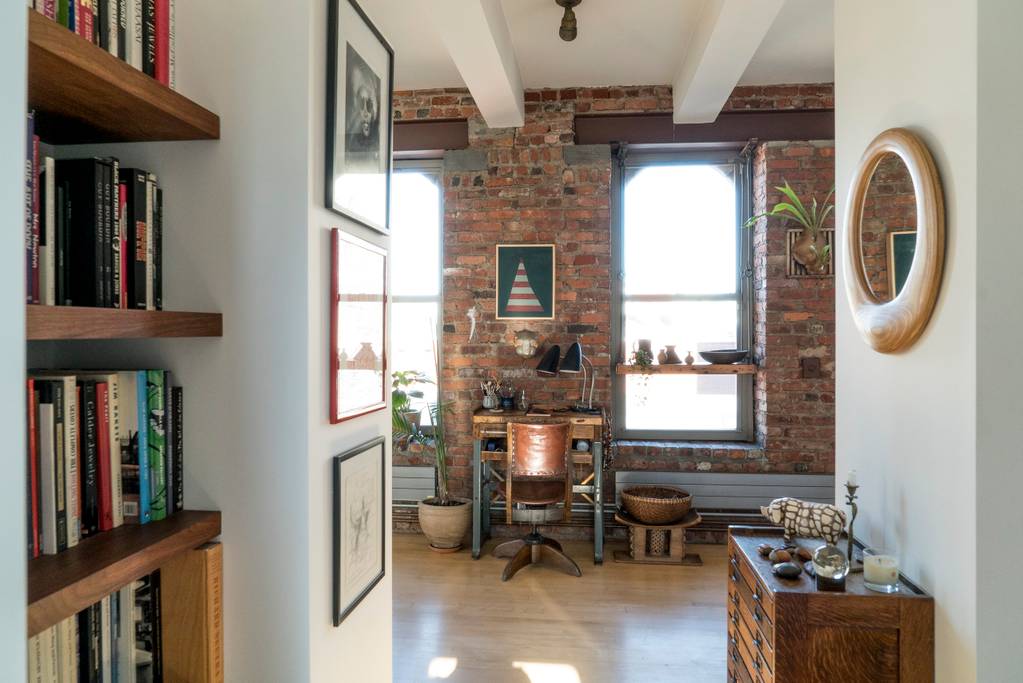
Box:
(699, 349), (748, 365)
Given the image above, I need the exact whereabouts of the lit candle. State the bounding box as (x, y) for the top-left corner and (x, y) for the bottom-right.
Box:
(847, 469), (858, 487)
(863, 549), (899, 593)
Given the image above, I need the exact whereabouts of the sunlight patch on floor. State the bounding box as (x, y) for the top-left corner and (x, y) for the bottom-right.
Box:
(427, 656), (458, 679)
(512, 661), (582, 683)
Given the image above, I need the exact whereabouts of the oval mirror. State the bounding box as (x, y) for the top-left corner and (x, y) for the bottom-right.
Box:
(843, 129), (944, 353)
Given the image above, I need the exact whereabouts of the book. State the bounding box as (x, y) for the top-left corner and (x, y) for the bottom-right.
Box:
(147, 370), (166, 522)
(168, 0), (175, 89)
(32, 373), (80, 547)
(25, 112), (34, 304)
(153, 187), (162, 310)
(79, 372), (124, 528)
(100, 159), (113, 307)
(56, 182), (67, 305)
(126, 0), (142, 70)
(56, 158), (105, 307)
(53, 382), (67, 553)
(80, 601), (102, 683)
(80, 0), (95, 43)
(119, 169), (148, 310)
(134, 572), (161, 683)
(119, 371), (150, 524)
(161, 543), (223, 683)
(108, 157), (121, 309)
(118, 183), (128, 308)
(37, 392), (57, 555)
(116, 0), (127, 61)
(117, 583), (136, 682)
(154, 0), (169, 85)
(101, 595), (113, 683)
(80, 380), (100, 537)
(28, 631), (42, 683)
(31, 133), (41, 304)
(96, 382), (114, 532)
(145, 173), (156, 310)
(142, 0), (156, 78)
(40, 626), (58, 683)
(41, 156), (56, 306)
(27, 379), (40, 558)
(57, 0), (70, 29)
(57, 615), (79, 683)
(169, 385), (182, 514)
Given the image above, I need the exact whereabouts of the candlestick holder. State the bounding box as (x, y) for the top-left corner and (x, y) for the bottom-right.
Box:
(845, 482), (864, 574)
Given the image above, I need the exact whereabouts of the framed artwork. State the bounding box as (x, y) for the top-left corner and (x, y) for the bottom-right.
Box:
(888, 230), (917, 298)
(333, 436), (386, 626)
(330, 229), (387, 423)
(495, 244), (556, 320)
(326, 0), (394, 234)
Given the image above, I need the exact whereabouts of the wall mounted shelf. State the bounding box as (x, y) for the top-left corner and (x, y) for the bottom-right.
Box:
(27, 10), (220, 143)
(616, 363), (757, 375)
(28, 511), (222, 636)
(27, 305), (223, 340)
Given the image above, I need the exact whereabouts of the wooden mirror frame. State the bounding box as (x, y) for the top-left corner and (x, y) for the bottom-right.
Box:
(843, 128), (945, 353)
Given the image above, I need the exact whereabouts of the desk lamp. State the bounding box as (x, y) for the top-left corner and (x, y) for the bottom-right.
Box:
(538, 341), (599, 413)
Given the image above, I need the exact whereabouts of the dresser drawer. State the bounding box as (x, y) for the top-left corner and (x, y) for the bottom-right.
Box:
(728, 560), (775, 647)
(727, 642), (755, 683)
(729, 618), (770, 683)
(731, 548), (775, 622)
(731, 589), (774, 673)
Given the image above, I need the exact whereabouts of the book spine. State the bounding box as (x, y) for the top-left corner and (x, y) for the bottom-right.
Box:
(27, 633), (41, 683)
(37, 391), (57, 555)
(109, 158), (121, 309)
(66, 377), (81, 547)
(168, 0), (174, 89)
(42, 626), (58, 683)
(171, 386), (182, 514)
(117, 372), (138, 524)
(27, 379), (39, 558)
(145, 174), (155, 310)
(118, 183), (128, 309)
(42, 0), (57, 19)
(96, 0), (106, 49)
(56, 183), (66, 305)
(146, 370), (166, 521)
(125, 0), (141, 69)
(80, 0), (94, 43)
(117, 0), (126, 60)
(110, 591), (119, 683)
(152, 571), (163, 683)
(154, 0), (168, 85)
(101, 595), (112, 683)
(96, 382), (113, 531)
(52, 382), (67, 553)
(32, 134), (41, 305)
(121, 169), (147, 310)
(136, 371), (150, 524)
(80, 380), (99, 537)
(142, 0), (156, 77)
(153, 187), (162, 310)
(25, 112), (34, 304)
(57, 0), (69, 29)
(107, 0), (118, 56)
(57, 616), (78, 683)
(117, 583), (135, 681)
(108, 375), (124, 527)
(101, 160), (113, 307)
(43, 157), (55, 306)
(68, 0), (76, 34)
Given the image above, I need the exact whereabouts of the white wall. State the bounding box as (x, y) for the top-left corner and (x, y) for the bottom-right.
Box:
(306, 0), (393, 679)
(0, 4), (27, 681)
(835, 2), (978, 681)
(976, 1), (1023, 679)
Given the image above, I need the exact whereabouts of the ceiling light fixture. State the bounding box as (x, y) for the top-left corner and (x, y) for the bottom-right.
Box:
(556, 0), (582, 42)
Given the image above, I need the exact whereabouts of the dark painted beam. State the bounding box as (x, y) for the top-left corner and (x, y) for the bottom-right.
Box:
(393, 119), (469, 152)
(575, 109), (835, 145)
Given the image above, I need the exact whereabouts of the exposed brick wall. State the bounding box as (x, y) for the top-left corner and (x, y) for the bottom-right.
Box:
(751, 141), (836, 473)
(860, 155), (917, 299)
(392, 84), (836, 497)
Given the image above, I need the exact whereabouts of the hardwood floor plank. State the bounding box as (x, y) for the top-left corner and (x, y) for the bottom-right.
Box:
(393, 533), (728, 682)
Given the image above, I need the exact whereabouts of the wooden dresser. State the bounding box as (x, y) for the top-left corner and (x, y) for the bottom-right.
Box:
(727, 527), (934, 683)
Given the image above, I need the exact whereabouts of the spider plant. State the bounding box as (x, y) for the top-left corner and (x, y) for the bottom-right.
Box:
(745, 181), (835, 268)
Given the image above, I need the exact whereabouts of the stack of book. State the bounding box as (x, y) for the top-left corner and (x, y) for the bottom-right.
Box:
(29, 0), (176, 88)
(25, 115), (165, 309)
(26, 370), (183, 560)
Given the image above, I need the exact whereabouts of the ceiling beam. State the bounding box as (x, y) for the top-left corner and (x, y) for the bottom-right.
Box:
(672, 0), (785, 124)
(424, 0), (524, 128)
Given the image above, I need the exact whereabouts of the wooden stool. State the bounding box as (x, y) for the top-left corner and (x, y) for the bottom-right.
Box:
(613, 509), (703, 566)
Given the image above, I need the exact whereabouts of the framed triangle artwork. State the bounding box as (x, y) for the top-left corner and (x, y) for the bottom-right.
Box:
(495, 244), (556, 320)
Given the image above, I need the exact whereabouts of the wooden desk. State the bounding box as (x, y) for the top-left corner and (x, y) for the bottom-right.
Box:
(471, 408), (606, 563)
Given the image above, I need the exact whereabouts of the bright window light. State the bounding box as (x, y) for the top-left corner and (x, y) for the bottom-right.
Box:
(427, 656), (458, 679)
(512, 661), (582, 683)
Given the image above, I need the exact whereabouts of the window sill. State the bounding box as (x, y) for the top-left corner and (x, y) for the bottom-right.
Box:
(614, 440), (766, 466)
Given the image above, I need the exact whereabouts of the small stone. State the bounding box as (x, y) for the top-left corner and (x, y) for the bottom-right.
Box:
(757, 543), (773, 558)
(795, 547), (813, 562)
(769, 549), (792, 564)
(773, 561), (802, 579)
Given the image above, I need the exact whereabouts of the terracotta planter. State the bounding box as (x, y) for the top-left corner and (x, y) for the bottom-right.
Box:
(792, 229), (829, 273)
(418, 497), (471, 551)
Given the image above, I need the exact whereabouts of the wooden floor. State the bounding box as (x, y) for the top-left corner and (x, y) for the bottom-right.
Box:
(393, 533), (728, 682)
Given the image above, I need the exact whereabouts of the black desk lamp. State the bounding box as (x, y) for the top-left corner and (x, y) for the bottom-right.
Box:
(536, 341), (599, 413)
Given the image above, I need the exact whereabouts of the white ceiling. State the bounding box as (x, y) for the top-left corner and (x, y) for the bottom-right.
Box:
(360, 0), (833, 91)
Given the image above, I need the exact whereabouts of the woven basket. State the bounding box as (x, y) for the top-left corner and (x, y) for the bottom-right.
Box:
(620, 485), (693, 525)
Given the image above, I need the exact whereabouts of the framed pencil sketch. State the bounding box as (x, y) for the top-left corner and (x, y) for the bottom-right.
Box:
(495, 244), (556, 320)
(330, 229), (387, 423)
(326, 0), (394, 234)
(333, 436), (386, 626)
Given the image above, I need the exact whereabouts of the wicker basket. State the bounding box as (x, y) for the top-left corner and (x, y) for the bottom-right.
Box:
(620, 485), (693, 525)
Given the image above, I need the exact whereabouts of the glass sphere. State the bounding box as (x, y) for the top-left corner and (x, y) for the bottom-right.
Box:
(812, 544), (850, 581)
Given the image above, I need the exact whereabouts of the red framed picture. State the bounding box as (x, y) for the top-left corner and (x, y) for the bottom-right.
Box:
(330, 229), (387, 423)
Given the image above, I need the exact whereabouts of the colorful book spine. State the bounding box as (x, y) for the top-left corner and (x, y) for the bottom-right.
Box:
(142, 0), (155, 77)
(42, 156), (56, 306)
(136, 371), (151, 524)
(96, 382), (114, 532)
(25, 112), (34, 304)
(38, 390), (57, 556)
(154, 0), (169, 85)
(31, 133), (41, 304)
(171, 385), (183, 514)
(27, 379), (39, 558)
(53, 381), (67, 552)
(147, 370), (166, 522)
(80, 380), (100, 538)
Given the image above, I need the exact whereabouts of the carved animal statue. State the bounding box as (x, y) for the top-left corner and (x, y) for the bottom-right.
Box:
(761, 497), (847, 546)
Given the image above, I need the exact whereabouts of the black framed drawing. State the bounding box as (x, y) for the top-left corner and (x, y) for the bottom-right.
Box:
(326, 0), (394, 234)
(333, 436), (386, 626)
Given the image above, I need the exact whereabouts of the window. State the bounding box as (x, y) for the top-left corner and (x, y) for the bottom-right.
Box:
(390, 161), (443, 423)
(613, 147), (753, 441)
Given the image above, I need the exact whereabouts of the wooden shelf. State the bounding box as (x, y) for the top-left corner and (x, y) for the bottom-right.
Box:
(27, 10), (219, 143)
(27, 305), (223, 340)
(28, 511), (221, 636)
(616, 363), (756, 375)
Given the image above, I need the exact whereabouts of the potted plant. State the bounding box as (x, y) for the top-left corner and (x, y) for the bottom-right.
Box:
(392, 370), (430, 440)
(396, 351), (471, 552)
(746, 181), (835, 274)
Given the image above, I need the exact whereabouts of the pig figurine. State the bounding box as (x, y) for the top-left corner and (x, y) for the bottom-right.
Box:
(761, 497), (847, 546)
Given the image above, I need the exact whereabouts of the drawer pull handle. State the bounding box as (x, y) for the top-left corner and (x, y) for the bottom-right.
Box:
(731, 571), (738, 583)
(730, 650), (738, 664)
(730, 556), (738, 567)
(753, 589), (762, 602)
(730, 612), (738, 626)
(753, 608), (762, 623)
(730, 636), (737, 647)
(752, 636), (761, 649)
(731, 594), (739, 606)
(754, 655), (762, 671)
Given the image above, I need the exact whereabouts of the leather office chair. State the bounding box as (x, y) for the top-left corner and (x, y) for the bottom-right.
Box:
(492, 421), (582, 581)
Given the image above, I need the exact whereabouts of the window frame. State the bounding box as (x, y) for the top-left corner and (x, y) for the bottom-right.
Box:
(391, 158), (444, 432)
(611, 143), (755, 442)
